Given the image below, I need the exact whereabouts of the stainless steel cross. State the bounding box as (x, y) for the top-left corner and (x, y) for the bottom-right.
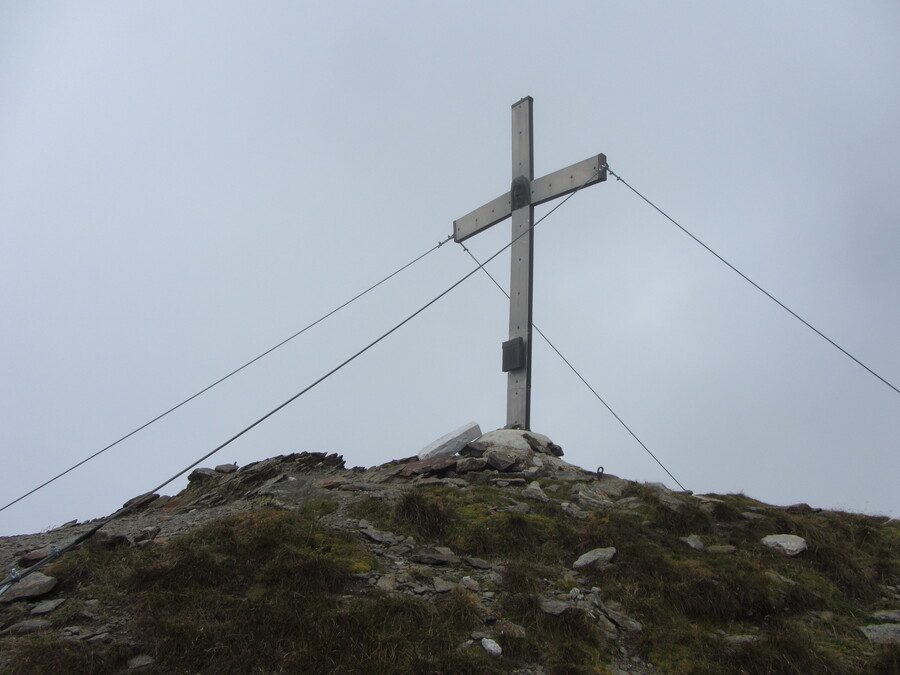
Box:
(453, 96), (607, 430)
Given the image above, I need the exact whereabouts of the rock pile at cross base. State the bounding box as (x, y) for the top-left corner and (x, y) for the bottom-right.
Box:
(1, 428), (898, 673)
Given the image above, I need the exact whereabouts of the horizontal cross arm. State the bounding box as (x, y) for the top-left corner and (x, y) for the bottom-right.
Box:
(453, 153), (606, 242)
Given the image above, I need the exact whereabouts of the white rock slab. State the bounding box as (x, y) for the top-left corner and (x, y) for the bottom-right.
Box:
(476, 429), (553, 453)
(418, 422), (482, 460)
(761, 534), (808, 556)
(481, 637), (502, 656)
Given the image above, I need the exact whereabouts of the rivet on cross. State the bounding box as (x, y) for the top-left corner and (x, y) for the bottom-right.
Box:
(454, 96), (607, 430)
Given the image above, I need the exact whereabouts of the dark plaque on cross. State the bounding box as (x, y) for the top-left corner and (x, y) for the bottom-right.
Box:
(454, 96), (607, 430)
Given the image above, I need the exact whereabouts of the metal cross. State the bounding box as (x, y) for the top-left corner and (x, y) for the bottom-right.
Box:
(454, 96), (607, 430)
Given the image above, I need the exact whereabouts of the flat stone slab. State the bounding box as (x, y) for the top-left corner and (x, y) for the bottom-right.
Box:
(859, 623), (900, 645)
(871, 609), (900, 623)
(0, 618), (51, 635)
(573, 547), (617, 569)
(30, 598), (66, 615)
(418, 421), (481, 460)
(761, 534), (808, 556)
(0, 572), (57, 603)
(398, 454), (458, 478)
(680, 534), (705, 551)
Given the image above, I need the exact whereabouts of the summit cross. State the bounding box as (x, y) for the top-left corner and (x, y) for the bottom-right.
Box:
(453, 96), (607, 430)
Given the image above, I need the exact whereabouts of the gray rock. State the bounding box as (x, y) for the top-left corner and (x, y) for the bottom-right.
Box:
(418, 422), (482, 460)
(30, 598), (66, 615)
(761, 534), (808, 556)
(463, 556), (492, 569)
(122, 492), (160, 510)
(410, 546), (461, 565)
(561, 502), (589, 520)
(872, 609), (900, 623)
(574, 484), (615, 510)
(741, 511), (765, 520)
(433, 578), (456, 593)
(0, 618), (51, 635)
(360, 526), (402, 545)
(0, 572), (57, 603)
(522, 481), (549, 502)
(680, 534), (705, 551)
(481, 637), (502, 656)
(128, 655), (155, 670)
(485, 449), (516, 471)
(134, 525), (161, 543)
(18, 546), (54, 568)
(573, 547), (617, 569)
(455, 457), (488, 473)
(375, 574), (397, 592)
(215, 463), (238, 473)
(859, 623), (900, 645)
(604, 607), (643, 632)
(187, 468), (217, 483)
(540, 598), (571, 615)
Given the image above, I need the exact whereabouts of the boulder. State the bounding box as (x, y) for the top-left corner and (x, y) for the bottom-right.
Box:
(418, 422), (482, 460)
(522, 481), (550, 502)
(761, 534), (808, 556)
(0, 572), (57, 603)
(859, 623), (900, 645)
(455, 457), (488, 473)
(410, 546), (461, 565)
(215, 463), (238, 474)
(573, 547), (617, 569)
(485, 449), (516, 471)
(30, 598), (66, 615)
(0, 618), (52, 635)
(871, 609), (900, 623)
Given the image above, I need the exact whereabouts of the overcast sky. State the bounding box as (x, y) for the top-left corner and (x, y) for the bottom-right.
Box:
(2, 2), (898, 536)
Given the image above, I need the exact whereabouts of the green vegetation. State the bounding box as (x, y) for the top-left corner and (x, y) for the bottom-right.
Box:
(3, 484), (898, 674)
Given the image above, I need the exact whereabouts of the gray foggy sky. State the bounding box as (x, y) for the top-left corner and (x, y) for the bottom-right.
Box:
(2, 2), (898, 536)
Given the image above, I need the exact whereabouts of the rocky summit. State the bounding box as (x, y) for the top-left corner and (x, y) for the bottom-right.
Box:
(0, 428), (898, 674)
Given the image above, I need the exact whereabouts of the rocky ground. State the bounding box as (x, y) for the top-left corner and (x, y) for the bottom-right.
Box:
(1, 428), (898, 673)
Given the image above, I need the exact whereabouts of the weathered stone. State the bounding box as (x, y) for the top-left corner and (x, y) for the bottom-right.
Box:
(30, 598), (66, 615)
(433, 578), (456, 593)
(0, 618), (51, 635)
(375, 574), (397, 591)
(122, 492), (159, 510)
(680, 534), (705, 551)
(604, 607), (643, 632)
(455, 457), (488, 473)
(522, 481), (549, 502)
(127, 655), (155, 670)
(540, 598), (571, 615)
(859, 623), (900, 645)
(761, 534), (808, 556)
(741, 511), (765, 521)
(215, 463), (238, 473)
(134, 526), (161, 543)
(657, 493), (685, 511)
(398, 454), (458, 478)
(0, 572), (57, 603)
(574, 484), (615, 510)
(410, 546), (461, 565)
(485, 449), (516, 471)
(19, 546), (54, 568)
(463, 556), (492, 569)
(573, 547), (616, 569)
(91, 531), (131, 549)
(418, 422), (482, 460)
(477, 429), (557, 455)
(561, 502), (589, 520)
(460, 576), (480, 591)
(481, 637), (502, 656)
(871, 609), (900, 623)
(187, 468), (217, 483)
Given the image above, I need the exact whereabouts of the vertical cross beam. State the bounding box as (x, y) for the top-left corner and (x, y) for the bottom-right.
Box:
(453, 97), (606, 433)
(507, 97), (534, 429)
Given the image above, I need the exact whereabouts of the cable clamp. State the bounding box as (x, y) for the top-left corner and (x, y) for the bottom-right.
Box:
(50, 546), (61, 558)
(10, 568), (20, 581)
